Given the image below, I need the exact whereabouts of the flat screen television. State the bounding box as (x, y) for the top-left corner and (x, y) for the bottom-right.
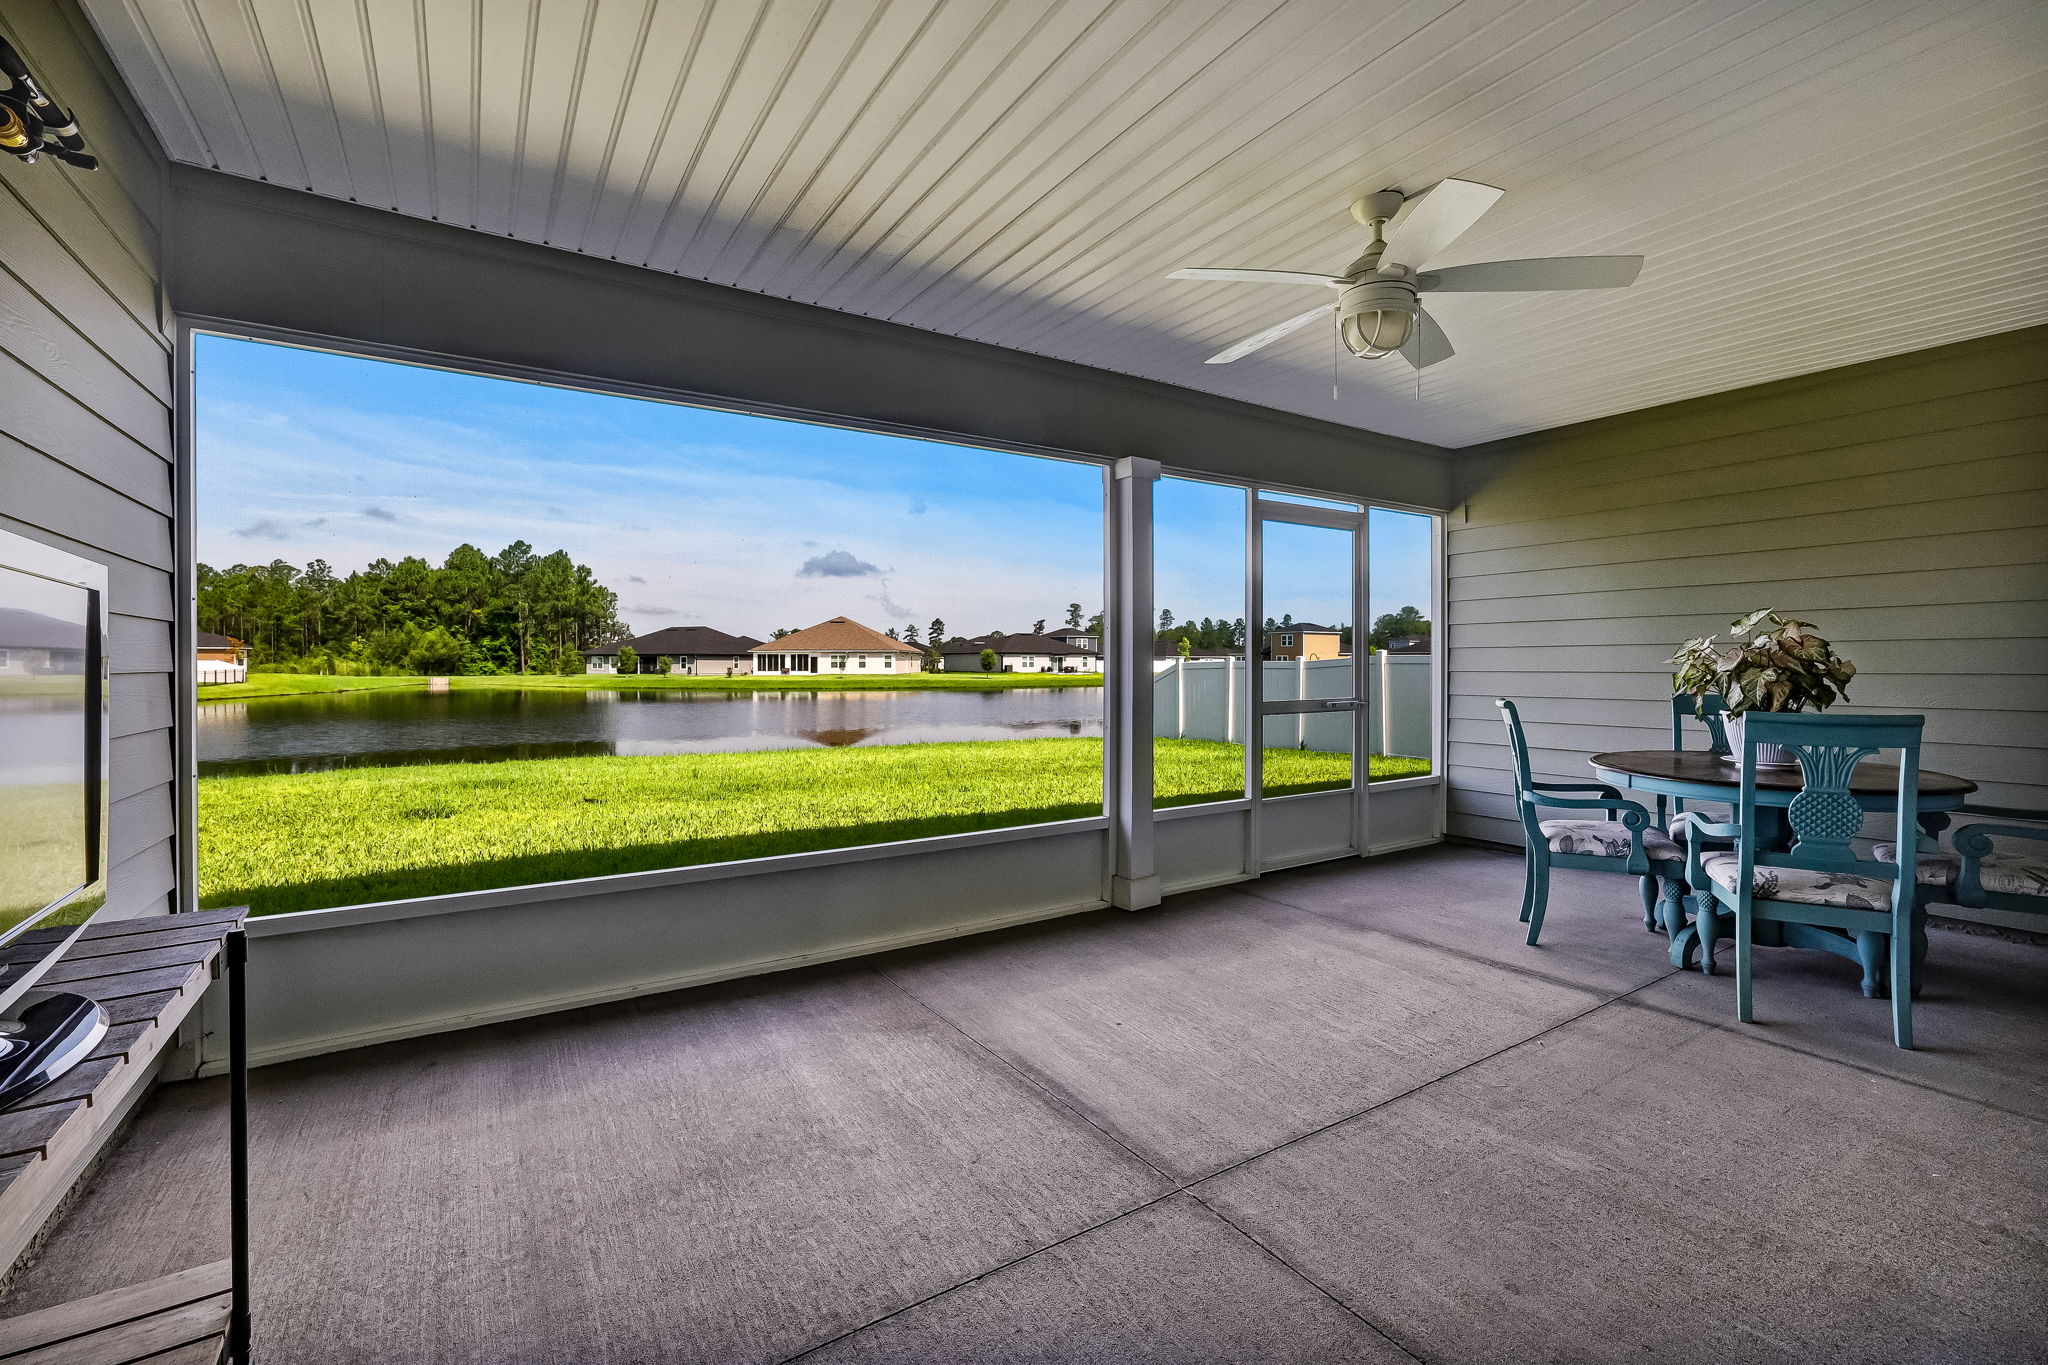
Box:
(0, 527), (110, 1106)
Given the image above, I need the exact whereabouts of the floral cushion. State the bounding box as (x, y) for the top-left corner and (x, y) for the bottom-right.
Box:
(1872, 844), (2048, 898)
(1699, 852), (1894, 910)
(1540, 820), (1682, 862)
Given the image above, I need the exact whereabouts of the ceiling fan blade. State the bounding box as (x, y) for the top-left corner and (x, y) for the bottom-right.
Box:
(1169, 268), (1343, 286)
(1203, 305), (1331, 364)
(1399, 309), (1454, 370)
(1379, 178), (1504, 270)
(1417, 256), (1643, 292)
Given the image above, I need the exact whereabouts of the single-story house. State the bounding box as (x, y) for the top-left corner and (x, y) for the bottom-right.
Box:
(196, 630), (248, 684)
(939, 632), (1102, 673)
(583, 626), (764, 676)
(1265, 623), (1343, 661)
(751, 617), (924, 675)
(0, 607), (89, 678)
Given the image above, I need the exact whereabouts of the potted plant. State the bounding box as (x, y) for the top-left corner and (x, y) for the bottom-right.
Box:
(1668, 609), (1857, 766)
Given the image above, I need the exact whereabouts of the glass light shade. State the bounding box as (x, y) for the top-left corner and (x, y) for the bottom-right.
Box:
(1340, 308), (1412, 358)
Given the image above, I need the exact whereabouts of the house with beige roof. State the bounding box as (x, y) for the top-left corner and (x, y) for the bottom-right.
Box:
(750, 617), (925, 676)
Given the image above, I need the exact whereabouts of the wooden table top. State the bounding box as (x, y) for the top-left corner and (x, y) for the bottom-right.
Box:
(1590, 749), (1977, 796)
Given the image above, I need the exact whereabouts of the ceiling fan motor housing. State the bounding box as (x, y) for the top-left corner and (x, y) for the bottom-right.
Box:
(1337, 278), (1417, 358)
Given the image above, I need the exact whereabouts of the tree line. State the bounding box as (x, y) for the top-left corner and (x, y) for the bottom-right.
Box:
(198, 542), (626, 675)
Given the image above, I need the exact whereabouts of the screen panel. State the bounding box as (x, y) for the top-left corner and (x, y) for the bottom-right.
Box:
(0, 566), (93, 932)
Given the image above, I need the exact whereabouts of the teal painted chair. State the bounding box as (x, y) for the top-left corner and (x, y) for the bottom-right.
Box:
(1874, 804), (2048, 922)
(1670, 690), (1731, 759)
(1496, 698), (1685, 946)
(1660, 689), (1732, 861)
(1678, 711), (1926, 1049)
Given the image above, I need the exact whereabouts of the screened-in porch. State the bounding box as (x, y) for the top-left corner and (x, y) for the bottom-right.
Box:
(1, 0), (2042, 1361)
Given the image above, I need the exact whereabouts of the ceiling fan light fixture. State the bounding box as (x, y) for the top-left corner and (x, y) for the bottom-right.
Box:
(1340, 308), (1411, 358)
(1337, 280), (1417, 359)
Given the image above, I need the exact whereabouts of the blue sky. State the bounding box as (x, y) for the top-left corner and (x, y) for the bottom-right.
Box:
(196, 336), (1430, 639)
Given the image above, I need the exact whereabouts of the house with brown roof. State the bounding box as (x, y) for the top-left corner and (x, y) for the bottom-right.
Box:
(938, 632), (1102, 674)
(751, 617), (925, 676)
(196, 630), (248, 684)
(583, 626), (763, 676)
(1264, 623), (1343, 661)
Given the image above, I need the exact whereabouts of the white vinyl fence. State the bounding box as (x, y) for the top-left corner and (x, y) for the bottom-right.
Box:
(1153, 654), (1430, 758)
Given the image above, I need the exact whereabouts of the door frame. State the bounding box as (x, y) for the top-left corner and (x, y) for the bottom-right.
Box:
(1246, 497), (1369, 873)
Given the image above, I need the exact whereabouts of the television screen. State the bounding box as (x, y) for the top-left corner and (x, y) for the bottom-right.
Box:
(0, 566), (94, 933)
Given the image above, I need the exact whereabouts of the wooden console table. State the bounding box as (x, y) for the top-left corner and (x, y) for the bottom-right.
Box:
(0, 908), (249, 1364)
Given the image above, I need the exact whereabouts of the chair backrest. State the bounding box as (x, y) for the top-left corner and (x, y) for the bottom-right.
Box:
(1493, 699), (1545, 843)
(1734, 711), (1924, 911)
(1494, 698), (1535, 792)
(1670, 692), (1730, 756)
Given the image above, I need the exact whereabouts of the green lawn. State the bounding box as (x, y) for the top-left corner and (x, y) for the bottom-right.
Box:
(0, 782), (102, 931)
(200, 671), (1105, 702)
(198, 673), (435, 701)
(200, 739), (1429, 916)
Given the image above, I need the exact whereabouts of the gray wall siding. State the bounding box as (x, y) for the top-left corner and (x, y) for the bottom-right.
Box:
(1448, 327), (2048, 847)
(163, 167), (1453, 511)
(0, 1), (175, 917)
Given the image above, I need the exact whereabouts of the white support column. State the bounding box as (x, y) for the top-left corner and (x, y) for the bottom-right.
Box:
(1109, 456), (1161, 910)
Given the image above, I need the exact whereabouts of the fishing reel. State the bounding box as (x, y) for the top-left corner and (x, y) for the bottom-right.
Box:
(0, 37), (97, 170)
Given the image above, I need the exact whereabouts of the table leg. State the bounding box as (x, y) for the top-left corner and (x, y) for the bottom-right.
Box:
(1663, 880), (1700, 970)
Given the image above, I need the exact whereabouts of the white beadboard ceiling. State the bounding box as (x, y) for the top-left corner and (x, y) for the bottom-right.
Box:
(82, 0), (2048, 447)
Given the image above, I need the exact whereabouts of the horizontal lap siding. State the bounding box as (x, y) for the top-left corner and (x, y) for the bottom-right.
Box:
(1448, 327), (2048, 848)
(0, 2), (175, 918)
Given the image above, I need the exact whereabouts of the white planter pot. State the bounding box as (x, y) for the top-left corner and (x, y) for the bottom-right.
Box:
(1723, 712), (1802, 769)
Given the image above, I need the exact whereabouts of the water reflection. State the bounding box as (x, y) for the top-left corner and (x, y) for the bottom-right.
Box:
(199, 685), (1106, 777)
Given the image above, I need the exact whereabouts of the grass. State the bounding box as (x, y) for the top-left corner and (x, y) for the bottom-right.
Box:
(199, 671), (1105, 702)
(198, 674), (436, 701)
(199, 739), (1430, 916)
(0, 782), (100, 931)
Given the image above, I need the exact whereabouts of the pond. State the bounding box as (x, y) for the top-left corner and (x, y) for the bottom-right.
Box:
(198, 686), (1107, 776)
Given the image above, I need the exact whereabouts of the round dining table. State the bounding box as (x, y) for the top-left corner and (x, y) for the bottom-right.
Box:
(1586, 750), (1978, 969)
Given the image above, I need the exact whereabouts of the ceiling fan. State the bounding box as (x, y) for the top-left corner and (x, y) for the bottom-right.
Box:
(1168, 179), (1641, 369)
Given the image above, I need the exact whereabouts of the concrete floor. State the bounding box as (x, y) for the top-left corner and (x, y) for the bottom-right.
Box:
(9, 844), (2046, 1363)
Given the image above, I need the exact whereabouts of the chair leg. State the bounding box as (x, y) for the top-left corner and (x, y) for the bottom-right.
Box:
(1524, 856), (1552, 947)
(1518, 850), (1537, 924)
(1910, 902), (1929, 1001)
(1890, 922), (1914, 1050)
(1638, 875), (1657, 932)
(1734, 902), (1753, 1023)
(1693, 892), (1717, 975)
(1854, 931), (1883, 999)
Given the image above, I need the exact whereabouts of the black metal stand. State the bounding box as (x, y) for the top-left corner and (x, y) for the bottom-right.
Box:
(226, 928), (252, 1364)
